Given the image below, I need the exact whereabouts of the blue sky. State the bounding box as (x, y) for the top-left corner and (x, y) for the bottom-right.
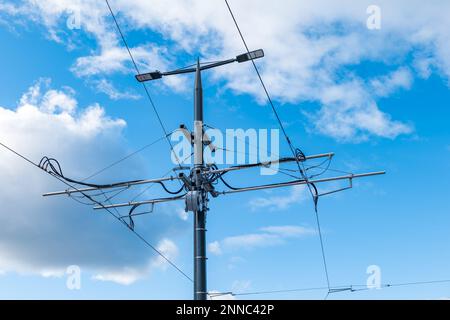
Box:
(0, 0), (449, 300)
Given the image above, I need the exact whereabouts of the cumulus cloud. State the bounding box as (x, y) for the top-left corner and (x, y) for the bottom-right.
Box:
(309, 82), (414, 141)
(208, 241), (222, 256)
(208, 225), (315, 255)
(2, 0), (450, 139)
(260, 225), (316, 237)
(0, 79), (187, 284)
(90, 79), (140, 100)
(370, 68), (414, 98)
(92, 238), (178, 285)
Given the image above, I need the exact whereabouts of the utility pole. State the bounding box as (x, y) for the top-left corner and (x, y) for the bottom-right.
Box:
(193, 59), (207, 300)
(43, 48), (385, 301)
(135, 50), (266, 300)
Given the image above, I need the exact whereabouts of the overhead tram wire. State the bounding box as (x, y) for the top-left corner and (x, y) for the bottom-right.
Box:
(104, 0), (189, 216)
(104, 0), (182, 168)
(223, 0), (313, 186)
(224, 0), (332, 293)
(0, 141), (193, 284)
(210, 278), (450, 298)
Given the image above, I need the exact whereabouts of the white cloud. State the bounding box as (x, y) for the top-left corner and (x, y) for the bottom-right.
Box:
(0, 2), (21, 15)
(177, 208), (189, 221)
(209, 225), (315, 255)
(0, 79), (187, 284)
(40, 269), (65, 278)
(309, 80), (413, 141)
(222, 233), (281, 251)
(249, 185), (307, 211)
(92, 270), (142, 286)
(227, 256), (245, 270)
(72, 46), (131, 77)
(93, 238), (178, 285)
(3, 0), (450, 139)
(231, 280), (252, 292)
(208, 241), (222, 255)
(151, 239), (179, 270)
(371, 68), (413, 97)
(91, 79), (140, 100)
(414, 57), (435, 79)
(260, 225), (316, 237)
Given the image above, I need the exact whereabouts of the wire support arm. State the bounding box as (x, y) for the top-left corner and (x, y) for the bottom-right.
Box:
(219, 171), (386, 195)
(43, 176), (181, 197)
(93, 194), (186, 210)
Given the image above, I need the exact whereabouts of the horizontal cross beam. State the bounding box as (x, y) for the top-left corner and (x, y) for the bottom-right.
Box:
(93, 171), (385, 210)
(219, 171), (386, 195)
(42, 176), (180, 197)
(93, 195), (185, 210)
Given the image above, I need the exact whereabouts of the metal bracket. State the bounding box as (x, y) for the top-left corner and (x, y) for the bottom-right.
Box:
(318, 176), (353, 197)
(179, 124), (216, 153)
(178, 172), (192, 189)
(179, 124), (194, 144)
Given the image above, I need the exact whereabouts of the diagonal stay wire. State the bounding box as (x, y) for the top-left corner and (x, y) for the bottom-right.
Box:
(105, 0), (187, 235)
(223, 0), (309, 180)
(224, 0), (331, 291)
(100, 188), (124, 220)
(315, 210), (331, 290)
(223, 0), (317, 198)
(0, 141), (193, 283)
(104, 0), (182, 167)
(72, 186), (129, 200)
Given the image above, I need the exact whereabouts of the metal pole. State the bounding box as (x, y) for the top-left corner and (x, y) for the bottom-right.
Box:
(43, 176), (179, 197)
(193, 59), (207, 300)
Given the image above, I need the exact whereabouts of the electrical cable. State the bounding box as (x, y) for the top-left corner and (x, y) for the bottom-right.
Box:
(39, 157), (185, 196)
(81, 132), (171, 182)
(0, 141), (193, 283)
(129, 152), (193, 203)
(104, 0), (183, 167)
(211, 279), (450, 298)
(224, 0), (332, 292)
(213, 147), (303, 180)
